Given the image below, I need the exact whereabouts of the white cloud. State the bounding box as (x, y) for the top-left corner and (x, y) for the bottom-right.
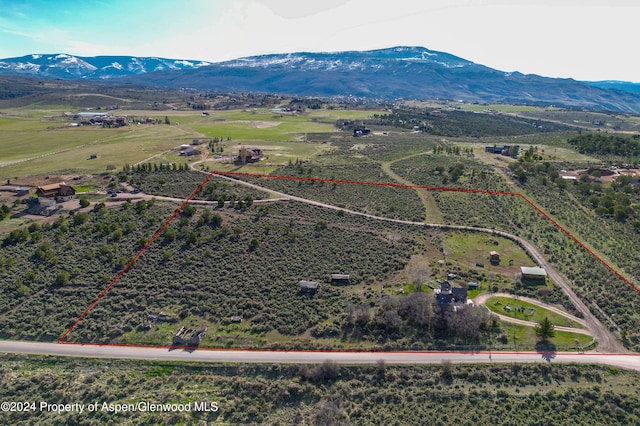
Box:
(0, 0), (637, 81)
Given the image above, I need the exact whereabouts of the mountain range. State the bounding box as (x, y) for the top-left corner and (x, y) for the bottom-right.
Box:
(0, 53), (212, 79)
(1, 47), (639, 113)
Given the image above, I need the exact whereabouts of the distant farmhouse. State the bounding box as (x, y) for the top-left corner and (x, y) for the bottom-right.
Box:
(72, 112), (128, 127)
(36, 182), (76, 204)
(181, 147), (201, 156)
(485, 145), (519, 157)
(237, 147), (264, 164)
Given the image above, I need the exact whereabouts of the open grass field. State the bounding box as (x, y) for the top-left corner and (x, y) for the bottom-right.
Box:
(190, 119), (335, 142)
(442, 231), (535, 274)
(0, 107), (351, 179)
(498, 322), (594, 351)
(0, 121), (196, 178)
(486, 296), (586, 329)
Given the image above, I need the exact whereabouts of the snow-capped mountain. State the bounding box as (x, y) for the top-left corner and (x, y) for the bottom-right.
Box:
(0, 53), (212, 79)
(1, 47), (639, 113)
(218, 46), (474, 71)
(125, 46), (640, 113)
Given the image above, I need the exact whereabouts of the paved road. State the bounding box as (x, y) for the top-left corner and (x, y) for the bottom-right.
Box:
(190, 165), (624, 353)
(1, 341), (639, 370)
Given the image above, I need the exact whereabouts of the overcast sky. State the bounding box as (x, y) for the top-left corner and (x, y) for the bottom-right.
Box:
(0, 0), (637, 82)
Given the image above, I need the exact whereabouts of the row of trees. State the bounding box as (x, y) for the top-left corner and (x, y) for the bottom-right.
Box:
(568, 133), (640, 158)
(340, 291), (495, 346)
(369, 108), (570, 137)
(121, 162), (190, 173)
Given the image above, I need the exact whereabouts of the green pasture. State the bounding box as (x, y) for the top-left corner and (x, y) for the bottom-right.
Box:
(0, 123), (197, 178)
(190, 107), (378, 123)
(194, 161), (280, 175)
(443, 231), (535, 273)
(485, 296), (585, 329)
(0, 107), (368, 179)
(191, 119), (335, 142)
(497, 322), (594, 351)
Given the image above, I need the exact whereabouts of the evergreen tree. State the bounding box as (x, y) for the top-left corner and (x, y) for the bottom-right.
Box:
(535, 317), (555, 340)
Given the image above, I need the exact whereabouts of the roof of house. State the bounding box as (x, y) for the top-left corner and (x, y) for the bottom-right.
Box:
(36, 182), (75, 197)
(299, 280), (319, 289)
(521, 266), (547, 276)
(58, 184), (74, 196)
(490, 251), (500, 256)
(38, 182), (66, 191)
(331, 274), (350, 280)
(452, 287), (468, 297)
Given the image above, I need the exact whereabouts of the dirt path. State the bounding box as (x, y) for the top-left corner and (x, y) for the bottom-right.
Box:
(381, 157), (443, 223)
(186, 163), (624, 353)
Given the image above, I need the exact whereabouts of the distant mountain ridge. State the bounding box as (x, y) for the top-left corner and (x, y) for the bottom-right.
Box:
(586, 81), (640, 94)
(1, 47), (639, 113)
(0, 53), (212, 79)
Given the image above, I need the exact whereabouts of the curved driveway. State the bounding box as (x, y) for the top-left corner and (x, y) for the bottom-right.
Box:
(474, 293), (592, 336)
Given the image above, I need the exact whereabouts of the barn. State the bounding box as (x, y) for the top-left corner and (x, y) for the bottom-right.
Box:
(521, 266), (547, 283)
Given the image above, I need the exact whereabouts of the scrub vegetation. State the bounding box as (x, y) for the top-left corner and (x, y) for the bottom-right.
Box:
(1, 354), (639, 425)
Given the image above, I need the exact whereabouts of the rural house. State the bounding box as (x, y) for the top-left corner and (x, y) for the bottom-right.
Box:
(237, 147), (264, 164)
(490, 251), (500, 265)
(452, 287), (468, 303)
(183, 147), (201, 156)
(36, 182), (76, 202)
(436, 281), (468, 305)
(436, 281), (453, 305)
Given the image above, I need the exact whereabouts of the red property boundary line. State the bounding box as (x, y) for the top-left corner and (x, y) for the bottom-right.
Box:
(219, 171), (639, 293)
(58, 171), (218, 343)
(58, 170), (639, 345)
